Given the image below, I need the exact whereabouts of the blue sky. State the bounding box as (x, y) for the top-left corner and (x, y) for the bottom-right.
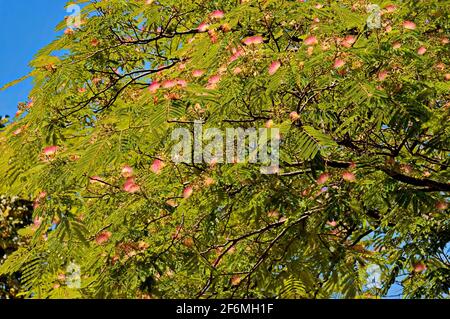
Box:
(0, 0), (67, 117)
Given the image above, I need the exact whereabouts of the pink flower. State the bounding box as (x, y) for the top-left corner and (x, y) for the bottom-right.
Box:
(176, 79), (188, 87)
(204, 177), (215, 186)
(342, 171), (356, 182)
(220, 23), (231, 32)
(151, 159), (165, 174)
(210, 10), (225, 19)
(436, 62), (445, 71)
(417, 46), (427, 55)
(289, 111), (300, 121)
(95, 231), (112, 245)
(192, 69), (205, 77)
(123, 178), (140, 193)
(327, 220), (338, 227)
(384, 4), (397, 13)
(436, 201), (448, 210)
(32, 216), (43, 229)
(43, 146), (58, 156)
(317, 173), (330, 185)
(12, 127), (23, 136)
(208, 30), (218, 44)
(268, 60), (281, 75)
(64, 28), (74, 35)
(233, 67), (242, 75)
(121, 165), (134, 178)
(445, 74), (450, 81)
(413, 262), (427, 273)
(341, 35), (356, 48)
(161, 79), (177, 89)
(208, 74), (221, 85)
(392, 41), (402, 49)
(400, 164), (412, 174)
(229, 52), (241, 62)
(148, 81), (160, 93)
(304, 35), (318, 46)
(242, 35), (264, 46)
(333, 58), (346, 69)
(197, 22), (209, 32)
(183, 186), (193, 199)
(166, 200), (178, 208)
(242, 37), (253, 46)
(229, 47), (244, 62)
(377, 70), (389, 81)
(403, 21), (416, 30)
(230, 46), (242, 55)
(267, 210), (280, 219)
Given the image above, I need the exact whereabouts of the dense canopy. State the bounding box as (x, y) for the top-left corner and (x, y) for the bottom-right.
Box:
(0, 0), (449, 299)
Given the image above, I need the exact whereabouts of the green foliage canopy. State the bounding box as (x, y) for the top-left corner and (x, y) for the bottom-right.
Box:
(0, 0), (449, 298)
(0, 194), (33, 299)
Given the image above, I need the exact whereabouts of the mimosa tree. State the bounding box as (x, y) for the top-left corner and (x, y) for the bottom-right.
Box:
(0, 0), (449, 298)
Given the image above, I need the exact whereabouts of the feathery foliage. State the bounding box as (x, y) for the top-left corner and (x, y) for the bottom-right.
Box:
(0, 0), (449, 299)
